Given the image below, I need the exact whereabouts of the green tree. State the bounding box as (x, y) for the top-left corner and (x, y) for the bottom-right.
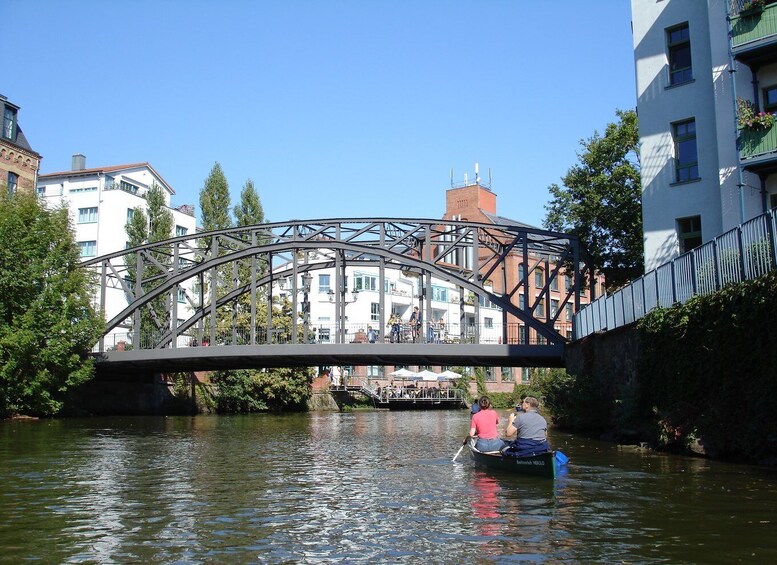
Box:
(124, 183), (174, 346)
(544, 109), (643, 290)
(233, 178), (265, 227)
(200, 162), (232, 233)
(0, 191), (103, 417)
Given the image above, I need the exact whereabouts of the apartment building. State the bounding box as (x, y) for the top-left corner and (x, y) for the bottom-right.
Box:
(632, 0), (777, 271)
(1, 94), (41, 195)
(37, 155), (198, 344)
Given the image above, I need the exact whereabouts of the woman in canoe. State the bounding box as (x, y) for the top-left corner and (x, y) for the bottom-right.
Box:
(469, 396), (506, 452)
(503, 396), (550, 456)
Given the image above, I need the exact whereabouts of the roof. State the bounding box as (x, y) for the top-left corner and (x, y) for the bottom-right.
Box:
(39, 162), (175, 194)
(481, 210), (541, 231)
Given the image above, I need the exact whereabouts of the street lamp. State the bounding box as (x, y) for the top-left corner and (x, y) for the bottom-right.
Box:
(301, 272), (313, 343)
(328, 285), (359, 343)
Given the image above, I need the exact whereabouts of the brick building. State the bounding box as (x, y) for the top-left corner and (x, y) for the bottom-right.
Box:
(1, 94), (41, 195)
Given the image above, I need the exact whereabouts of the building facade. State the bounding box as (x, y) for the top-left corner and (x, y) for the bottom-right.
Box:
(37, 155), (198, 345)
(1, 94), (41, 195)
(281, 174), (602, 394)
(632, 0), (777, 271)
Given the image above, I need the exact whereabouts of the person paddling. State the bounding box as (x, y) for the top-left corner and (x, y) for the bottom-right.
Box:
(503, 396), (550, 456)
(468, 396), (505, 453)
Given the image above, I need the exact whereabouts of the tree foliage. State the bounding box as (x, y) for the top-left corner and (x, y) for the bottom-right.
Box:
(199, 162), (232, 233)
(544, 109), (643, 290)
(124, 183), (174, 345)
(0, 191), (103, 417)
(234, 178), (265, 228)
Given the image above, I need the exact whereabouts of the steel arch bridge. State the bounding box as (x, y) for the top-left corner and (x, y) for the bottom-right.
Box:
(83, 218), (595, 373)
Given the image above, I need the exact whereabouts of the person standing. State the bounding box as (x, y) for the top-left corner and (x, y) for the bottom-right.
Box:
(388, 314), (401, 343)
(409, 306), (422, 342)
(503, 396), (550, 456)
(468, 396), (505, 452)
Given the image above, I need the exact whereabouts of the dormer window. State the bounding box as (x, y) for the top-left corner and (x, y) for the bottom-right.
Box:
(2, 106), (16, 140)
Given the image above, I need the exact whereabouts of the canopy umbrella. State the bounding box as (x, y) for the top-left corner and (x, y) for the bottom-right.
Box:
(389, 368), (418, 379)
(438, 370), (462, 380)
(416, 369), (440, 381)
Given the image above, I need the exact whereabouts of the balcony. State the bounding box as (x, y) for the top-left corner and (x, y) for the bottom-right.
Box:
(739, 124), (777, 165)
(730, 1), (777, 65)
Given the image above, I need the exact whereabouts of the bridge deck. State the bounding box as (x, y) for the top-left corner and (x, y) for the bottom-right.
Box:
(94, 343), (565, 373)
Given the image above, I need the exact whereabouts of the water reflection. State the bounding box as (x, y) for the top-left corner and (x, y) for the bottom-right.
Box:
(1, 412), (777, 563)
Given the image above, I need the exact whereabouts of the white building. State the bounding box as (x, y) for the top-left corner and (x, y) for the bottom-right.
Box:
(37, 154), (198, 345)
(631, 0), (777, 270)
(276, 256), (504, 346)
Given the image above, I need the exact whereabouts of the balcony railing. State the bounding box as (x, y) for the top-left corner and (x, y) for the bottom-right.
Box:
(739, 124), (777, 159)
(730, 1), (777, 48)
(574, 209), (777, 338)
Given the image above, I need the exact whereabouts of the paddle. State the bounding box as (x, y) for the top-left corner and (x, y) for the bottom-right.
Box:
(555, 450), (570, 465)
(452, 437), (469, 462)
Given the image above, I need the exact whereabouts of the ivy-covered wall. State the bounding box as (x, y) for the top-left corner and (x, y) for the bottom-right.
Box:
(562, 272), (777, 463)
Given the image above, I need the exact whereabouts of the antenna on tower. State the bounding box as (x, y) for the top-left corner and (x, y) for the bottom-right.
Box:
(489, 168), (492, 187)
(475, 162), (479, 184)
(450, 167), (454, 188)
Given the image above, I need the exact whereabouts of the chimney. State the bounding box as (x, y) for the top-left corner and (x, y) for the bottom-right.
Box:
(71, 154), (86, 171)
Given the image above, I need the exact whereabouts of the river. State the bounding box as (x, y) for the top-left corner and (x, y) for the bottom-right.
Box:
(1, 410), (776, 563)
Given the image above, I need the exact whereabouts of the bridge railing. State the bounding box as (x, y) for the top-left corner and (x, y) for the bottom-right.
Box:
(574, 208), (777, 338)
(97, 321), (565, 351)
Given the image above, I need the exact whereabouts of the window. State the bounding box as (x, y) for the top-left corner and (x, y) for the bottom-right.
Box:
(127, 208), (135, 222)
(550, 276), (558, 291)
(771, 193), (777, 210)
(519, 325), (527, 344)
(318, 328), (331, 343)
(79, 240), (97, 257)
(519, 294), (525, 310)
(518, 263), (526, 283)
(78, 207), (98, 224)
(673, 119), (699, 182)
(36, 185), (45, 196)
(120, 180), (138, 194)
(367, 366), (382, 378)
(318, 274), (331, 294)
(484, 367), (495, 382)
(764, 86), (777, 114)
(565, 272), (573, 291)
(550, 299), (559, 318)
(69, 186), (97, 193)
(178, 288), (187, 303)
(534, 268), (544, 288)
(534, 297), (545, 318)
(565, 303), (574, 321)
(484, 317), (493, 329)
(176, 225), (188, 237)
(668, 23), (692, 86)
(371, 303), (380, 322)
(354, 273), (377, 291)
(7, 172), (18, 195)
(501, 367), (514, 382)
(521, 367), (531, 384)
(677, 215), (702, 254)
(2, 106), (16, 140)
(431, 285), (448, 302)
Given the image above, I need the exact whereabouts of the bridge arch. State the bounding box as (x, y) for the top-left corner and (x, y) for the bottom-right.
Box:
(83, 218), (595, 364)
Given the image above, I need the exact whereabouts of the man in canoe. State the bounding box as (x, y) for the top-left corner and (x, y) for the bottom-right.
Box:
(502, 396), (550, 457)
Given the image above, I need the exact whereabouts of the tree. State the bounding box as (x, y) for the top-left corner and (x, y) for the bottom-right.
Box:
(544, 109), (643, 290)
(124, 183), (174, 345)
(233, 178), (265, 227)
(200, 162), (232, 233)
(0, 191), (103, 417)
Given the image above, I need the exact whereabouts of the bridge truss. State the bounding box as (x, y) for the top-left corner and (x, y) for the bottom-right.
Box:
(82, 218), (595, 367)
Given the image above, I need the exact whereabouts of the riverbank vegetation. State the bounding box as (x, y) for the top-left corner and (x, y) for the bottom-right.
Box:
(540, 271), (777, 463)
(0, 191), (103, 418)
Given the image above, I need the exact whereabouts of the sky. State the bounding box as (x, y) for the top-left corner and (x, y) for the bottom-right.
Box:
(5, 0), (636, 229)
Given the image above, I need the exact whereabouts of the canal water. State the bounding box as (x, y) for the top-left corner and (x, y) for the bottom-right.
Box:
(1, 410), (776, 564)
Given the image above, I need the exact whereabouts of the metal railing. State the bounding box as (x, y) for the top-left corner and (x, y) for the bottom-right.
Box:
(574, 209), (777, 338)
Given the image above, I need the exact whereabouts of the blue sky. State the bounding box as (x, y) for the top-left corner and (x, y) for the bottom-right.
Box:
(6, 0), (635, 229)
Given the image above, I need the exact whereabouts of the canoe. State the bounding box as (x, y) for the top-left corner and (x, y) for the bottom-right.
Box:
(468, 440), (557, 479)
